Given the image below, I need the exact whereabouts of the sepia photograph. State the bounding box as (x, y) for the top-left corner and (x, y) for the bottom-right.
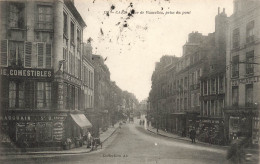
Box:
(0, 0), (259, 163)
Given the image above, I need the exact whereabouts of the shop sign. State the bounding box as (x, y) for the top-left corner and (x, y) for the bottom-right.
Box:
(53, 122), (64, 141)
(0, 67), (53, 79)
(64, 73), (81, 86)
(231, 76), (260, 86)
(0, 115), (66, 121)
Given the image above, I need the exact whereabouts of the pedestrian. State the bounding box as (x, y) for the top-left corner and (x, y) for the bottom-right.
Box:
(143, 120), (145, 126)
(190, 128), (196, 143)
(139, 120), (142, 125)
(87, 131), (92, 148)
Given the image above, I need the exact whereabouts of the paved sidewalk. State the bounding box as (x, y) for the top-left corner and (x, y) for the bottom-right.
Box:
(0, 123), (119, 156)
(146, 126), (217, 146)
(144, 124), (259, 154)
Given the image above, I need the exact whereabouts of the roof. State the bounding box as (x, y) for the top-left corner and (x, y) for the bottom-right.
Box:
(64, 0), (87, 28)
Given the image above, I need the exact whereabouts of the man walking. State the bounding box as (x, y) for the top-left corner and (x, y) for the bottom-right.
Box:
(190, 128), (196, 143)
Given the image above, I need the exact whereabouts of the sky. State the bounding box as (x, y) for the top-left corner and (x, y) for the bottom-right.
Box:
(75, 0), (233, 101)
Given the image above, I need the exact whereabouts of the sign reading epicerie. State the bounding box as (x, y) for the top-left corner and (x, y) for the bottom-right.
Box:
(0, 67), (53, 78)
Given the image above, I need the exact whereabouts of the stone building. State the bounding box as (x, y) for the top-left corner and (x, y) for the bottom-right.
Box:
(92, 54), (111, 132)
(0, 0), (92, 149)
(199, 8), (228, 145)
(225, 0), (260, 145)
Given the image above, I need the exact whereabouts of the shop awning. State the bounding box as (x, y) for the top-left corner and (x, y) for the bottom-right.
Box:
(70, 114), (92, 129)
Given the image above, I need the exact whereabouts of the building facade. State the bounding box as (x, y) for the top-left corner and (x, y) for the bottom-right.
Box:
(0, 0), (91, 149)
(198, 8), (228, 145)
(225, 0), (260, 145)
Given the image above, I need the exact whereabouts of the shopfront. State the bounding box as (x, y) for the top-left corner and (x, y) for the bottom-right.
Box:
(228, 116), (251, 140)
(0, 112), (67, 148)
(198, 118), (224, 145)
(252, 116), (260, 145)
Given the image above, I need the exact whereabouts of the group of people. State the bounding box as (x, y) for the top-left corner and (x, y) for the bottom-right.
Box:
(139, 120), (145, 126)
(83, 131), (102, 151)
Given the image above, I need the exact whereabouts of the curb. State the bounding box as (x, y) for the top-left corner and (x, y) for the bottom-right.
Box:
(146, 128), (229, 149)
(101, 126), (119, 144)
(0, 126), (119, 156)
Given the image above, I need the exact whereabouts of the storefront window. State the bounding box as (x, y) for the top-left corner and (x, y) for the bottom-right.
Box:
(9, 81), (24, 108)
(37, 82), (51, 109)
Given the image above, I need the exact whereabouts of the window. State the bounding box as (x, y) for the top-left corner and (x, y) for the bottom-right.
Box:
(9, 81), (24, 108)
(197, 69), (200, 82)
(191, 94), (194, 107)
(37, 82), (51, 109)
(9, 2), (25, 28)
(1, 40), (8, 66)
(232, 28), (240, 49)
(211, 78), (216, 94)
(232, 86), (239, 106)
(232, 55), (239, 77)
(184, 77), (188, 89)
(197, 93), (200, 106)
(203, 81), (207, 95)
(184, 98), (187, 110)
(176, 99), (179, 111)
(219, 76), (224, 93)
(75, 87), (79, 110)
(218, 99), (224, 116)
(63, 12), (68, 36)
(214, 101), (218, 116)
(211, 100), (214, 115)
(246, 51), (254, 74)
(208, 101), (211, 116)
(78, 59), (81, 78)
(37, 5), (53, 29)
(37, 43), (52, 68)
(203, 101), (207, 116)
(246, 21), (254, 43)
(245, 84), (253, 107)
(24, 81), (35, 109)
(9, 41), (24, 67)
(63, 47), (68, 72)
(77, 29), (81, 51)
(66, 84), (75, 110)
(70, 22), (75, 44)
(63, 83), (68, 109)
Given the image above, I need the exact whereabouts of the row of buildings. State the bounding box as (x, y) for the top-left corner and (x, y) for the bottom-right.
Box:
(147, 0), (260, 146)
(0, 0), (138, 149)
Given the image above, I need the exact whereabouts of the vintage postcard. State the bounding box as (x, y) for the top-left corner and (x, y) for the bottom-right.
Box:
(0, 0), (259, 163)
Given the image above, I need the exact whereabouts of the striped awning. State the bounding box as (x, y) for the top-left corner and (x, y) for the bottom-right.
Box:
(70, 114), (92, 129)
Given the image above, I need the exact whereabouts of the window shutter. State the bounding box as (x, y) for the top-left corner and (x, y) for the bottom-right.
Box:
(24, 42), (32, 68)
(37, 43), (44, 67)
(0, 40), (8, 66)
(45, 43), (52, 68)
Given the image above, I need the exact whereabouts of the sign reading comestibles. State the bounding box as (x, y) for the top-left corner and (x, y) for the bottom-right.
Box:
(0, 67), (53, 78)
